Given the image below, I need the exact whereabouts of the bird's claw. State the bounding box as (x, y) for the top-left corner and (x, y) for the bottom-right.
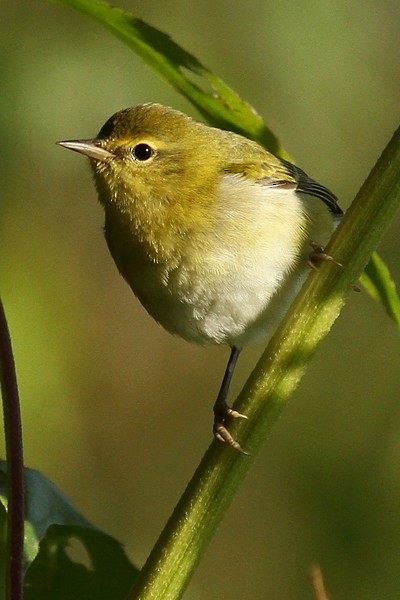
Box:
(308, 240), (343, 271)
(308, 240), (360, 291)
(213, 408), (250, 456)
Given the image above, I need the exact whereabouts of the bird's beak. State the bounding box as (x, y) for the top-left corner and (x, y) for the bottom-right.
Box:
(57, 139), (114, 162)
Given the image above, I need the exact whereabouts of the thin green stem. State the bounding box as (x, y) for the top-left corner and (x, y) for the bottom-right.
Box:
(127, 127), (400, 600)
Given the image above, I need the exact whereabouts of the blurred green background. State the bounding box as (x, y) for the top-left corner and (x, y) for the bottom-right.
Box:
(1, 1), (400, 598)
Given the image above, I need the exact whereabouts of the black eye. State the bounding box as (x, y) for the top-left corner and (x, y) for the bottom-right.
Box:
(132, 143), (154, 161)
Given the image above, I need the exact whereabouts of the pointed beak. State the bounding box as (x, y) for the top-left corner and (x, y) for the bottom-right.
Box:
(57, 139), (114, 162)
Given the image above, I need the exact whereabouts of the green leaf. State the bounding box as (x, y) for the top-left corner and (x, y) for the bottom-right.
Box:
(48, 0), (286, 157)
(0, 461), (139, 598)
(0, 459), (94, 565)
(48, 0), (400, 328)
(24, 524), (138, 600)
(360, 252), (400, 326)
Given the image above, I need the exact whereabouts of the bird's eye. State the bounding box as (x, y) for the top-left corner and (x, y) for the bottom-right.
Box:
(132, 143), (154, 161)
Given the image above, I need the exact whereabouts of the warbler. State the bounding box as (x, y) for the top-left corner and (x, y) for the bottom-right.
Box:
(58, 103), (342, 453)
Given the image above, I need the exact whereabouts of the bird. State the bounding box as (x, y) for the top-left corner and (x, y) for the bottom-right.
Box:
(58, 103), (342, 454)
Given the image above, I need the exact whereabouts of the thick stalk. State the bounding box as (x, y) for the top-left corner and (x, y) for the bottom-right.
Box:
(127, 127), (400, 600)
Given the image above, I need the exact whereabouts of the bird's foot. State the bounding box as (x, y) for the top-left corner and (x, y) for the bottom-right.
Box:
(213, 406), (250, 456)
(308, 240), (343, 271)
(308, 240), (360, 291)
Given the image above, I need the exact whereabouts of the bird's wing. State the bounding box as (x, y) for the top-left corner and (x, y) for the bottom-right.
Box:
(224, 142), (342, 216)
(279, 159), (343, 216)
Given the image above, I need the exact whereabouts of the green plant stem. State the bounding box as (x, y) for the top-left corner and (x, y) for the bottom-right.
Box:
(0, 300), (24, 600)
(127, 127), (400, 600)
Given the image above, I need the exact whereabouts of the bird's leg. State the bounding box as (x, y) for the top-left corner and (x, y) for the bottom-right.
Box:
(308, 240), (343, 271)
(213, 346), (250, 455)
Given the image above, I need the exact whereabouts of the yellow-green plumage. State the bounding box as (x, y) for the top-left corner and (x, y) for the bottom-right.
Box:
(74, 103), (339, 345)
(58, 103), (341, 450)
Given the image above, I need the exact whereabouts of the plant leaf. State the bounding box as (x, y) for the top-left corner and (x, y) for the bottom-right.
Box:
(0, 459), (94, 559)
(360, 252), (400, 325)
(0, 461), (139, 598)
(49, 0), (286, 156)
(24, 524), (138, 600)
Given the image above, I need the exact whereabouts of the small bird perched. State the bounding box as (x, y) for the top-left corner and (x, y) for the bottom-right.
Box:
(58, 103), (342, 454)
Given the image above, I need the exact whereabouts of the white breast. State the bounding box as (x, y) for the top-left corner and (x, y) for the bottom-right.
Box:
(114, 174), (335, 346)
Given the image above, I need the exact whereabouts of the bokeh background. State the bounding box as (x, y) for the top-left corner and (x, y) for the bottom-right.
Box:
(2, 1), (400, 598)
